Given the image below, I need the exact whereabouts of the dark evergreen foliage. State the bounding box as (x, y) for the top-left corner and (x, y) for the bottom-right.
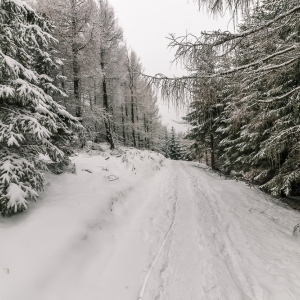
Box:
(0, 0), (81, 215)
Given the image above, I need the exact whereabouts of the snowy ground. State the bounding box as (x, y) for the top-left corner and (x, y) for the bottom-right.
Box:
(1, 147), (300, 300)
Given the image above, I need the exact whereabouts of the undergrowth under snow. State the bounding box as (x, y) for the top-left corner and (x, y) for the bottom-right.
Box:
(2, 145), (300, 300)
(0, 145), (165, 300)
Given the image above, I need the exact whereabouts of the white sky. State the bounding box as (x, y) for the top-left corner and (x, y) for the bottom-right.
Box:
(108, 0), (233, 131)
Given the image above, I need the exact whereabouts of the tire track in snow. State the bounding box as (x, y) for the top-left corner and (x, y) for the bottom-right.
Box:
(153, 162), (215, 300)
(138, 169), (179, 300)
(242, 226), (296, 300)
(138, 161), (300, 299)
(185, 163), (298, 300)
(187, 166), (266, 299)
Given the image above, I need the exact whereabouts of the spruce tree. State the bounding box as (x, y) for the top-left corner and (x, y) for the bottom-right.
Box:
(160, 128), (170, 158)
(0, 0), (81, 215)
(168, 127), (182, 160)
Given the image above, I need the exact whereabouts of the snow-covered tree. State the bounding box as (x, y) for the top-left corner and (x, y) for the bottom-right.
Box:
(148, 0), (300, 195)
(161, 128), (170, 158)
(97, 0), (123, 149)
(0, 0), (81, 215)
(26, 0), (165, 152)
(168, 127), (182, 160)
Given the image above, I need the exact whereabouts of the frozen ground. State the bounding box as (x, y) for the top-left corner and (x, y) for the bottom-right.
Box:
(1, 148), (300, 300)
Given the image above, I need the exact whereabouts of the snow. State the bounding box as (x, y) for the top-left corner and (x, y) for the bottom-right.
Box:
(57, 107), (78, 121)
(12, 0), (33, 11)
(0, 85), (15, 98)
(5, 183), (28, 212)
(7, 136), (20, 147)
(35, 104), (53, 116)
(0, 52), (38, 82)
(1, 147), (300, 300)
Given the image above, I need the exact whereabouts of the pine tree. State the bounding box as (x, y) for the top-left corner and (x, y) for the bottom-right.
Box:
(150, 0), (300, 195)
(0, 0), (81, 215)
(168, 127), (182, 160)
(216, 0), (300, 194)
(161, 128), (170, 158)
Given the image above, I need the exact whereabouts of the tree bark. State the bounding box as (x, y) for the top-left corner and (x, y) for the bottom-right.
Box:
(143, 113), (148, 149)
(100, 50), (115, 149)
(71, 5), (81, 118)
(102, 75), (115, 149)
(121, 105), (126, 145)
(72, 47), (82, 117)
(130, 88), (136, 147)
(210, 134), (215, 170)
(136, 103), (141, 148)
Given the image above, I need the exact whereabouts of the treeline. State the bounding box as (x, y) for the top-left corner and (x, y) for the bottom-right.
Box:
(0, 0), (165, 216)
(161, 127), (192, 161)
(156, 0), (300, 196)
(27, 0), (164, 151)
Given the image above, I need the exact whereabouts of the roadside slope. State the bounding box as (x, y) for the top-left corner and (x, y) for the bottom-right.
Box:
(0, 148), (166, 300)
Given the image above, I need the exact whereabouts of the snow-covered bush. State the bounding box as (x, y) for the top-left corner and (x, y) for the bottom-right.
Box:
(0, 0), (81, 215)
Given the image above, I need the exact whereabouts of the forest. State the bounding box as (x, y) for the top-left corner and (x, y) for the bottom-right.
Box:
(0, 0), (190, 215)
(150, 0), (300, 197)
(1, 0), (300, 217)
(3, 1), (300, 299)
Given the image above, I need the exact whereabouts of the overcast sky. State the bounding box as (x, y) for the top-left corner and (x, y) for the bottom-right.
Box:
(108, 0), (233, 131)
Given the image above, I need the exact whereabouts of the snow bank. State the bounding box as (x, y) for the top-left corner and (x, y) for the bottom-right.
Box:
(0, 145), (165, 300)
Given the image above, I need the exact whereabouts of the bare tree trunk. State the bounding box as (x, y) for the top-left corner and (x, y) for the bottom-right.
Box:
(143, 113), (148, 149)
(130, 88), (136, 147)
(210, 134), (215, 170)
(125, 101), (130, 144)
(72, 47), (81, 117)
(121, 105), (126, 145)
(71, 6), (81, 118)
(94, 81), (97, 106)
(89, 91), (93, 110)
(136, 103), (141, 148)
(102, 75), (115, 149)
(100, 50), (115, 149)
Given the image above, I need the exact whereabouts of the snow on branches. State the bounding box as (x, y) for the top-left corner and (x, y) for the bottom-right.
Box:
(0, 0), (81, 215)
(148, 0), (300, 196)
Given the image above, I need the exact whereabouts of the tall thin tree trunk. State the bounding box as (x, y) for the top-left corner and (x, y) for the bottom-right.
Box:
(125, 101), (130, 144)
(136, 103), (141, 148)
(94, 81), (97, 105)
(89, 91), (93, 110)
(130, 88), (136, 147)
(72, 47), (81, 117)
(143, 113), (147, 149)
(121, 105), (126, 145)
(210, 134), (215, 170)
(71, 6), (81, 118)
(100, 50), (115, 150)
(102, 76), (115, 149)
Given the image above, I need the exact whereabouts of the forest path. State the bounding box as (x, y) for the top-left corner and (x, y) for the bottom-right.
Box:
(139, 161), (300, 300)
(2, 159), (300, 300)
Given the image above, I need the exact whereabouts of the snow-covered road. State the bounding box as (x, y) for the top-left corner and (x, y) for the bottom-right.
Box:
(2, 156), (300, 300)
(96, 160), (300, 300)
